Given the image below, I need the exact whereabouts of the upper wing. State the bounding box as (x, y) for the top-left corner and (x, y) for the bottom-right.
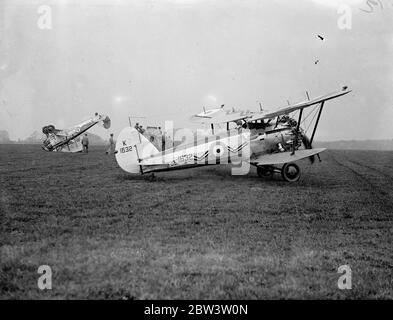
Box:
(248, 87), (351, 122)
(190, 105), (227, 122)
(190, 109), (251, 124)
(59, 139), (83, 153)
(189, 87), (351, 125)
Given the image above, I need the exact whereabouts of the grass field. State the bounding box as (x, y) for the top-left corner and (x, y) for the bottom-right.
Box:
(0, 144), (392, 299)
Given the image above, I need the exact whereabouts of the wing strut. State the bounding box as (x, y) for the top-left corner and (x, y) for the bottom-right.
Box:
(134, 145), (144, 174)
(310, 101), (324, 145)
(291, 108), (303, 155)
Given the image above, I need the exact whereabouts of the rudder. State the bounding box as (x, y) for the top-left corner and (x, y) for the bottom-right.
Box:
(115, 127), (160, 174)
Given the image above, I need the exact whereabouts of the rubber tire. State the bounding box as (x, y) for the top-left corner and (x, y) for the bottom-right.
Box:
(257, 166), (273, 178)
(281, 163), (300, 182)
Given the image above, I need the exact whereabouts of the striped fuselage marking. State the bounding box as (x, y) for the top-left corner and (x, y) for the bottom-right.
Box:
(141, 131), (251, 168)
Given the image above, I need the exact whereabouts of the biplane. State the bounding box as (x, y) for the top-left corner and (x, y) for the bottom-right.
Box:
(42, 113), (111, 152)
(115, 87), (351, 182)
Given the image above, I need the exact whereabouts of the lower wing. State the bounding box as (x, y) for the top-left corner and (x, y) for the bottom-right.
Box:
(250, 148), (326, 166)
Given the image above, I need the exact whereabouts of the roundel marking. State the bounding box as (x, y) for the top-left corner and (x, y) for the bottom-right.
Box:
(209, 141), (229, 164)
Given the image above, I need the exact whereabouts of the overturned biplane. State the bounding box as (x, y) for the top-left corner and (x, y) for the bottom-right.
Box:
(115, 87), (351, 182)
(42, 113), (111, 152)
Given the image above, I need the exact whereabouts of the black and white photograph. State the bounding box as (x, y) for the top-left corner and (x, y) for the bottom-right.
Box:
(1, 0), (392, 305)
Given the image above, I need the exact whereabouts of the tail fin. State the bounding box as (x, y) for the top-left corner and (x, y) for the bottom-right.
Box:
(115, 127), (160, 174)
(101, 115), (111, 129)
(96, 114), (111, 129)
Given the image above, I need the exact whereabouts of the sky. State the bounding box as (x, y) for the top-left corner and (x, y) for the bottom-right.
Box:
(0, 0), (392, 141)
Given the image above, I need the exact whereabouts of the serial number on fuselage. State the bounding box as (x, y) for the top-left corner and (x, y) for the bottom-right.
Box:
(119, 146), (133, 153)
(176, 153), (193, 163)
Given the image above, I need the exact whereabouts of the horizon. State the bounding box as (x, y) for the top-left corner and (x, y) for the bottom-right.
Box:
(1, 127), (392, 143)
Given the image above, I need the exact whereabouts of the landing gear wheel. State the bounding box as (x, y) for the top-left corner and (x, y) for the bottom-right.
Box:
(257, 166), (273, 178)
(281, 163), (300, 182)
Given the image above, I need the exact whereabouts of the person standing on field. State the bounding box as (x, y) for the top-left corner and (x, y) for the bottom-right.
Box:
(82, 134), (89, 153)
(106, 133), (115, 154)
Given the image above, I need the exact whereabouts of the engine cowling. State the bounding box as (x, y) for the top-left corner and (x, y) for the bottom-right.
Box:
(42, 125), (55, 135)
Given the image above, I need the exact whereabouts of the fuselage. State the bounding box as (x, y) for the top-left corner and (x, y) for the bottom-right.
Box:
(138, 123), (300, 173)
(42, 114), (110, 152)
